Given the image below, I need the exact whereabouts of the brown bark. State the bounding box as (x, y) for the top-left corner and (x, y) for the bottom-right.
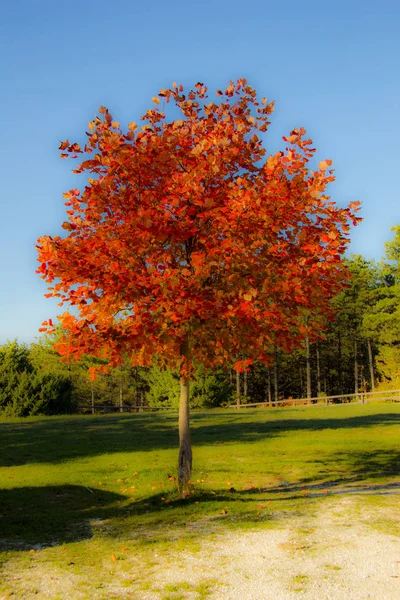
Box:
(306, 335), (312, 403)
(236, 368), (241, 408)
(316, 343), (321, 396)
(274, 349), (279, 404)
(178, 337), (192, 495)
(299, 365), (303, 397)
(135, 367), (139, 412)
(244, 368), (248, 401)
(267, 367), (272, 406)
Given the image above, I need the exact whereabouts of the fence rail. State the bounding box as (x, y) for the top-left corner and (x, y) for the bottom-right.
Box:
(76, 404), (178, 414)
(228, 389), (400, 409)
(78, 389), (400, 414)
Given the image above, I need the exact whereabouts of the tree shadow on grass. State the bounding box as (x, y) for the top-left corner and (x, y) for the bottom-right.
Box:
(0, 411), (399, 467)
(0, 485), (125, 551)
(1, 447), (398, 552)
(106, 444), (398, 525)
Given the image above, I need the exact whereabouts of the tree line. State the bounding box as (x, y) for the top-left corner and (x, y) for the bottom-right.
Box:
(1, 226), (399, 416)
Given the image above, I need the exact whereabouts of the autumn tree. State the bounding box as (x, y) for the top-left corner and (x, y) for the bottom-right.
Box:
(36, 79), (360, 492)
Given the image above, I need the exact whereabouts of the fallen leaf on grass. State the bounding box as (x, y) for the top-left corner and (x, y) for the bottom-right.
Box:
(278, 542), (296, 551)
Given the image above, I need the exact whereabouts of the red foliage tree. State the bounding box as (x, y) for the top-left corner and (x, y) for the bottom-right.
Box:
(37, 80), (360, 491)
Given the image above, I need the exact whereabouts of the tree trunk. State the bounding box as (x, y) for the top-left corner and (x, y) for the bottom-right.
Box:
(266, 367), (272, 406)
(236, 369), (241, 408)
(361, 363), (366, 392)
(316, 343), (321, 396)
(244, 368), (248, 402)
(274, 349), (278, 405)
(354, 339), (359, 395)
(178, 337), (192, 495)
(299, 365), (303, 398)
(338, 331), (343, 394)
(91, 383), (95, 415)
(306, 335), (312, 403)
(367, 339), (375, 391)
(135, 367), (139, 412)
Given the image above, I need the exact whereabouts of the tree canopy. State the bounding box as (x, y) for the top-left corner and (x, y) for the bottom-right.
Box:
(37, 79), (360, 377)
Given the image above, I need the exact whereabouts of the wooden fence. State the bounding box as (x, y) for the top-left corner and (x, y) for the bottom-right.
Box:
(76, 404), (178, 414)
(229, 389), (400, 409)
(78, 389), (400, 414)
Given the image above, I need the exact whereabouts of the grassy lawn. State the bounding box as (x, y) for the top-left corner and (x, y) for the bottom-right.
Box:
(0, 403), (399, 598)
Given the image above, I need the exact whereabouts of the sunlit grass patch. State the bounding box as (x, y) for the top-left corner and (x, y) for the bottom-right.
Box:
(0, 403), (399, 597)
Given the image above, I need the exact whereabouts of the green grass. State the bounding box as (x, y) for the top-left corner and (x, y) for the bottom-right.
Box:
(0, 403), (399, 598)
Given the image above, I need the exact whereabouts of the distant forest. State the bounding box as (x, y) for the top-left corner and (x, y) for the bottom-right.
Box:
(1, 226), (399, 416)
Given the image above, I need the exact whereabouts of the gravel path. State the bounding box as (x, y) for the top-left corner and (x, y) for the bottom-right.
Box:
(147, 495), (400, 600)
(1, 494), (399, 599)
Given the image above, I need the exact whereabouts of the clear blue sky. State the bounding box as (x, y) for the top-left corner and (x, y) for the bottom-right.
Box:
(1, 0), (399, 344)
